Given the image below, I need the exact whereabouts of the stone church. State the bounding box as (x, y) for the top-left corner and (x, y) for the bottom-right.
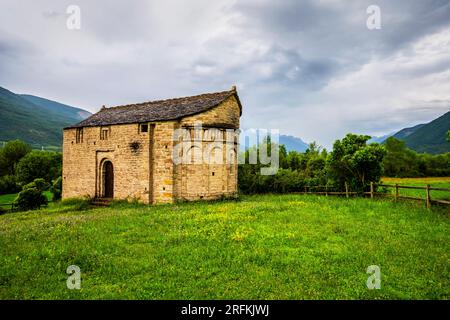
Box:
(62, 86), (241, 204)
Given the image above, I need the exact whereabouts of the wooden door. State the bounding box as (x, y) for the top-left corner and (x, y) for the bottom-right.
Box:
(103, 161), (114, 198)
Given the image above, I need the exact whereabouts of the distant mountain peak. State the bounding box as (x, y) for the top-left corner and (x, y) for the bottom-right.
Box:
(238, 131), (310, 152)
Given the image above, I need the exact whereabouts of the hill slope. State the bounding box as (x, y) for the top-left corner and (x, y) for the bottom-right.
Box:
(370, 111), (449, 153)
(400, 111), (450, 154)
(20, 94), (91, 121)
(392, 123), (425, 140)
(0, 87), (91, 149)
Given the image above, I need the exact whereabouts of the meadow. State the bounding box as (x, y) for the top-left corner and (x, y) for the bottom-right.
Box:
(0, 194), (448, 299)
(380, 177), (450, 201)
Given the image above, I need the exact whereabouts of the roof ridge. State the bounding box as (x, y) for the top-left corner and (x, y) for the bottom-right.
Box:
(101, 89), (235, 111)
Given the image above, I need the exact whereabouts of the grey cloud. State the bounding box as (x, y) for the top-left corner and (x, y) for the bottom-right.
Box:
(380, 0), (450, 51)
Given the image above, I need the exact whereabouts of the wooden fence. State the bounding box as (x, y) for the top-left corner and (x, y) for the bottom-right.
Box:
(299, 182), (450, 209)
(0, 202), (48, 212)
(0, 202), (15, 211)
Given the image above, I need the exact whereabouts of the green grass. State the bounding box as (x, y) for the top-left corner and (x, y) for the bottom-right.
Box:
(0, 194), (448, 299)
(381, 177), (450, 201)
(0, 193), (18, 206)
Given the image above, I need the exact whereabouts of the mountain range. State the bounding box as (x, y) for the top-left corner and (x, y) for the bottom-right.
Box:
(369, 111), (450, 154)
(0, 86), (91, 149)
(0, 85), (448, 154)
(239, 133), (309, 152)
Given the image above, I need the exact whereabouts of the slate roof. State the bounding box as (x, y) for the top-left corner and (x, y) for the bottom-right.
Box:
(65, 88), (242, 129)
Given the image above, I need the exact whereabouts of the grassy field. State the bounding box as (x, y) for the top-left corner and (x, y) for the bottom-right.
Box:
(381, 177), (450, 201)
(0, 194), (448, 299)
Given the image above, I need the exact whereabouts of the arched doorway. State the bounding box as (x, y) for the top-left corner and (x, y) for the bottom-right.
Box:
(102, 160), (114, 198)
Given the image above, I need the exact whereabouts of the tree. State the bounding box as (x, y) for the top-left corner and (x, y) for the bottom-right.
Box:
(447, 130), (450, 142)
(382, 137), (419, 177)
(0, 153), (7, 177)
(0, 140), (31, 176)
(382, 137), (450, 177)
(0, 175), (20, 194)
(15, 151), (62, 185)
(327, 134), (386, 192)
(50, 176), (62, 201)
(14, 178), (48, 210)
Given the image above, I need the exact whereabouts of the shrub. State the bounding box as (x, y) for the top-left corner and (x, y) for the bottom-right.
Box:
(13, 178), (48, 211)
(50, 176), (62, 201)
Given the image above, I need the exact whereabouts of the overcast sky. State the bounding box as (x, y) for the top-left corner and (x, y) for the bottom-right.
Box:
(1, 0), (449, 148)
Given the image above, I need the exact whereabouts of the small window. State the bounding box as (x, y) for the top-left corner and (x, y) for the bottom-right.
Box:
(100, 127), (110, 140)
(76, 128), (83, 143)
(140, 124), (148, 133)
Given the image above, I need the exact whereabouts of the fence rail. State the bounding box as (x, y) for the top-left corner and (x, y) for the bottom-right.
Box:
(297, 182), (450, 209)
(0, 202), (15, 211)
(0, 202), (49, 212)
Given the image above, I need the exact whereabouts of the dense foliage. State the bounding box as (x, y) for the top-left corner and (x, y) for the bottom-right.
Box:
(0, 139), (31, 176)
(0, 140), (62, 198)
(327, 134), (386, 192)
(15, 150), (62, 185)
(239, 141), (327, 194)
(13, 178), (48, 210)
(50, 176), (62, 201)
(239, 134), (386, 194)
(382, 137), (450, 177)
(239, 132), (450, 194)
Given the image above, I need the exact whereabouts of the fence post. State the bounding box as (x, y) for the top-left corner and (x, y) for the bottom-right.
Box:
(325, 184), (328, 197)
(304, 186), (307, 194)
(426, 184), (431, 209)
(370, 182), (374, 199)
(395, 184), (399, 201)
(345, 182), (349, 198)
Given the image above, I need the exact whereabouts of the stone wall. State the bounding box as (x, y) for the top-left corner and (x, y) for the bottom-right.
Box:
(176, 95), (240, 201)
(180, 95), (241, 128)
(62, 123), (151, 202)
(151, 121), (177, 203)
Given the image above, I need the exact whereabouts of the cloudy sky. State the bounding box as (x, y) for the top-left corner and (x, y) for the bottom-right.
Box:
(1, 0), (449, 148)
